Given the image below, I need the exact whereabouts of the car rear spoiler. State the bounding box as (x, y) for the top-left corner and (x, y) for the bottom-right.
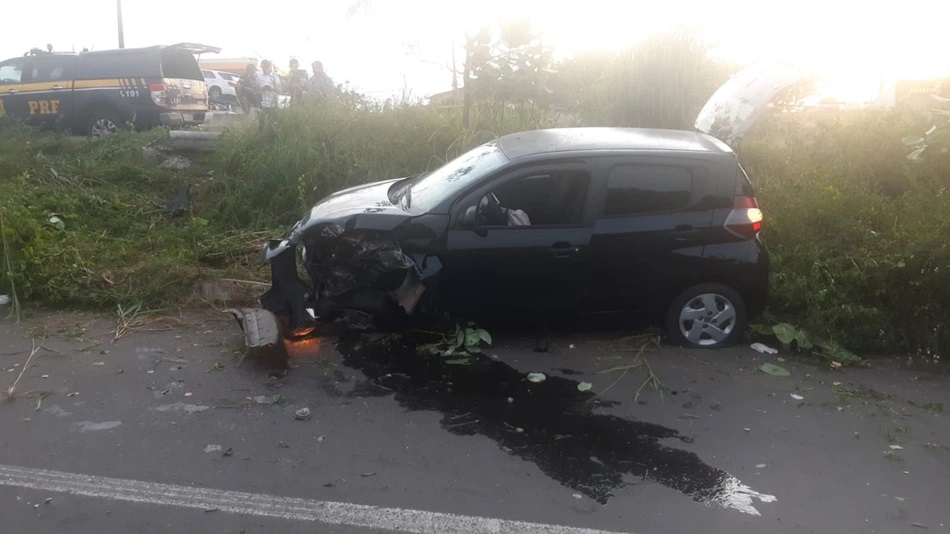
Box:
(167, 43), (222, 56)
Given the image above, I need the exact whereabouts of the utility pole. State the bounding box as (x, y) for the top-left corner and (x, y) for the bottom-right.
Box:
(117, 0), (125, 48)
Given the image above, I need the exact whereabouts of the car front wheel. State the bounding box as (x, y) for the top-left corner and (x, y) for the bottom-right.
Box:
(665, 283), (747, 349)
(87, 109), (124, 138)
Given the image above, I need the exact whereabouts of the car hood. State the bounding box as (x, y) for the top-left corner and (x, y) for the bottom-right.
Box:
(290, 178), (410, 240)
(694, 63), (802, 148)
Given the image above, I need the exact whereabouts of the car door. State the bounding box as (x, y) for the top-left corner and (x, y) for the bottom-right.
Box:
(586, 157), (716, 313)
(437, 162), (597, 319)
(22, 55), (75, 129)
(0, 58), (28, 119)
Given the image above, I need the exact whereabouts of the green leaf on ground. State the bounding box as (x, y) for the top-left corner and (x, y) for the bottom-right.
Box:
(758, 363), (790, 377)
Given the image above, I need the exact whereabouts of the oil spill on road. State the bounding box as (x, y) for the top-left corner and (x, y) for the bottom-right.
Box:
(334, 336), (776, 515)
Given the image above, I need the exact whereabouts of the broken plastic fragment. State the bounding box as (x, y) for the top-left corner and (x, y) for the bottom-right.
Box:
(254, 394), (283, 405)
(758, 363), (790, 377)
(790, 394), (804, 400)
(204, 444), (223, 453)
(755, 463), (767, 469)
(48, 216), (65, 231)
(294, 407), (312, 420)
(750, 343), (778, 355)
(526, 372), (546, 383)
(577, 382), (593, 392)
(889, 445), (904, 450)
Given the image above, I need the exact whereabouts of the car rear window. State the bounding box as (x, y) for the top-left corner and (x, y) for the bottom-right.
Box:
(161, 49), (202, 80)
(605, 165), (692, 216)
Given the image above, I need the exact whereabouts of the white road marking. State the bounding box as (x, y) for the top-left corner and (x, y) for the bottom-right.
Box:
(0, 463), (630, 534)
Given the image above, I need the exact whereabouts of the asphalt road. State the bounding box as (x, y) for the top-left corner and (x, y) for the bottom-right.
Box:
(1, 311), (947, 533)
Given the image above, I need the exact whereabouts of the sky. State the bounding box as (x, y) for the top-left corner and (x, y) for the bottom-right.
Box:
(4, 0), (950, 103)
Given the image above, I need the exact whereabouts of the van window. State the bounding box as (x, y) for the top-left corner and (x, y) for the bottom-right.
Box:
(31, 57), (71, 83)
(605, 165), (692, 216)
(0, 59), (25, 84)
(161, 50), (202, 80)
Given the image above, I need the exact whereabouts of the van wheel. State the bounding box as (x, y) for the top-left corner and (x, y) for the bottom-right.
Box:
(208, 86), (223, 100)
(87, 109), (124, 138)
(665, 283), (747, 349)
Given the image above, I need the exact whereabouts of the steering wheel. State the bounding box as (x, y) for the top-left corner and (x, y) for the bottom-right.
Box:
(477, 193), (507, 226)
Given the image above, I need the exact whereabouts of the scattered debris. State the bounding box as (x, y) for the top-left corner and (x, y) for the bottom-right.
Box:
(92, 361), (105, 366)
(755, 464), (767, 469)
(75, 421), (122, 432)
(577, 382), (593, 392)
(911, 523), (928, 529)
(222, 447), (233, 457)
(758, 363), (790, 377)
(204, 444), (223, 453)
(569, 344), (576, 349)
(790, 394), (804, 400)
(48, 216), (65, 231)
(254, 394), (283, 405)
(154, 402), (209, 413)
(317, 435), (326, 442)
(750, 343), (778, 355)
(360, 471), (377, 478)
(184, 392), (193, 397)
(278, 441), (289, 448)
(44, 498), (52, 504)
(744, 427), (751, 432)
(572, 493), (583, 499)
(294, 407), (312, 420)
(526, 372), (547, 383)
(889, 445), (904, 450)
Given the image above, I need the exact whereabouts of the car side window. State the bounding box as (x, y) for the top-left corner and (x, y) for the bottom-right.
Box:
(202, 70), (214, 78)
(31, 57), (69, 83)
(0, 59), (25, 85)
(476, 171), (590, 227)
(605, 165), (692, 216)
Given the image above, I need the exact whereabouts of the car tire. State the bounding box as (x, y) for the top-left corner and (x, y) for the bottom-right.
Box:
(87, 108), (124, 138)
(209, 86), (223, 100)
(665, 283), (747, 349)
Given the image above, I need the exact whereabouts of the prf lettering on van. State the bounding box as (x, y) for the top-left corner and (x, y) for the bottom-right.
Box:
(28, 100), (60, 115)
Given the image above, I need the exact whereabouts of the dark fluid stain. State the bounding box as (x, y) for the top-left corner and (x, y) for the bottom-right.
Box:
(556, 368), (584, 376)
(336, 337), (736, 506)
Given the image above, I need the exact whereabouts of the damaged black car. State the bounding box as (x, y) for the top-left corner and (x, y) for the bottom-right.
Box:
(257, 64), (801, 349)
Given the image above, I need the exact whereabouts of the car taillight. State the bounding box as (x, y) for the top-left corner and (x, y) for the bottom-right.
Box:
(150, 83), (168, 107)
(724, 196), (763, 239)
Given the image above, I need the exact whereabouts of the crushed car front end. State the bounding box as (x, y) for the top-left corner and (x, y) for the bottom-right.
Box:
(258, 179), (445, 336)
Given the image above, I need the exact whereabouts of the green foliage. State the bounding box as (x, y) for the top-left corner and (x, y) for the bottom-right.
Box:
(418, 322), (493, 361)
(745, 109), (950, 356)
(552, 29), (733, 129)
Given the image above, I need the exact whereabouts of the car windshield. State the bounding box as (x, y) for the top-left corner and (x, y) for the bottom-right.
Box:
(402, 142), (508, 213)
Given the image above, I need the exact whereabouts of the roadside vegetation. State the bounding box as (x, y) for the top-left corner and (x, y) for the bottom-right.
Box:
(1, 27), (948, 359)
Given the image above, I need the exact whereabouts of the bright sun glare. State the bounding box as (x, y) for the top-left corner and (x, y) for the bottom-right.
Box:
(3, 0), (949, 101)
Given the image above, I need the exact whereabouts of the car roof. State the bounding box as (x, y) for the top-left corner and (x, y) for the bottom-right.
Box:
(496, 127), (734, 159)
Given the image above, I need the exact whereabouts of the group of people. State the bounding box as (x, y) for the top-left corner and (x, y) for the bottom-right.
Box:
(235, 58), (335, 116)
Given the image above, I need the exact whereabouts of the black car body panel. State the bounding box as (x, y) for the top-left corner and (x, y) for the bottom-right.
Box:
(261, 127), (770, 341)
(261, 64), (803, 343)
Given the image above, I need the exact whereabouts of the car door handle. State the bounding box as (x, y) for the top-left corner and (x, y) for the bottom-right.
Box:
(548, 242), (579, 258)
(672, 224), (699, 241)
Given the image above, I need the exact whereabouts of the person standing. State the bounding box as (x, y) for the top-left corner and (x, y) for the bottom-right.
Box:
(236, 63), (259, 114)
(285, 58), (309, 102)
(255, 60), (281, 127)
(304, 61), (335, 99)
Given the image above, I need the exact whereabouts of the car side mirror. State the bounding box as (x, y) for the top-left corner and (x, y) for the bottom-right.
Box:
(460, 205), (488, 237)
(460, 205), (478, 228)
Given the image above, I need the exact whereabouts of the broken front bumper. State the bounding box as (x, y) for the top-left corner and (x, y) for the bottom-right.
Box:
(258, 235), (433, 334)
